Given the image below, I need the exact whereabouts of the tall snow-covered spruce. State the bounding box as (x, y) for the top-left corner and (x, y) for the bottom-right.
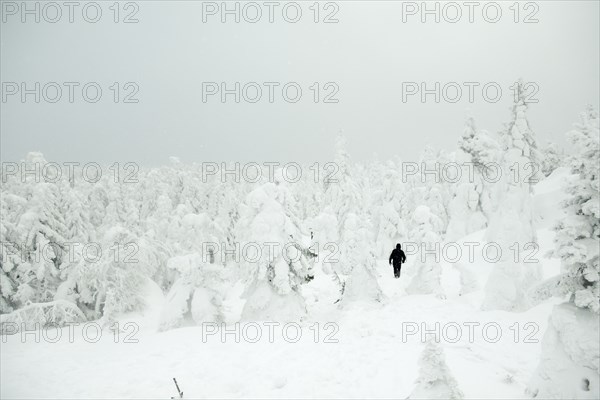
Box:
(446, 114), (498, 240)
(528, 106), (600, 400)
(406, 205), (445, 298)
(321, 132), (383, 304)
(482, 81), (542, 311)
(337, 212), (384, 305)
(371, 158), (407, 257)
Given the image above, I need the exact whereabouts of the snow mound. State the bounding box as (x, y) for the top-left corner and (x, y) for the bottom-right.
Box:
(528, 303), (600, 399)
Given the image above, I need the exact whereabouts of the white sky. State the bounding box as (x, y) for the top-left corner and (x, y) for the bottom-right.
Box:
(1, 0), (599, 165)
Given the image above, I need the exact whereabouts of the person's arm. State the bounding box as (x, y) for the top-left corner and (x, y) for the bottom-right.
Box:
(401, 251), (406, 263)
(389, 251), (394, 265)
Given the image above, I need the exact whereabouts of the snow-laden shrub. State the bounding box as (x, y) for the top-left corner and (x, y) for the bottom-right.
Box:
(540, 141), (564, 177)
(528, 303), (599, 399)
(0, 300), (86, 332)
(409, 339), (464, 399)
(159, 254), (227, 330)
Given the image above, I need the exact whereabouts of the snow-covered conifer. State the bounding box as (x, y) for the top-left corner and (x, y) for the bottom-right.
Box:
(338, 212), (384, 304)
(446, 114), (496, 240)
(482, 82), (542, 311)
(410, 339), (464, 399)
(239, 182), (315, 321)
(407, 206), (445, 298)
(528, 107), (600, 399)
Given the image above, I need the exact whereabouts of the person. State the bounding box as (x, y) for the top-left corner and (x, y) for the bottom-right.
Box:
(389, 243), (406, 278)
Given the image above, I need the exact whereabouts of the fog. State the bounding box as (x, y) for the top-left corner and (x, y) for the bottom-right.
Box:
(1, 0), (598, 165)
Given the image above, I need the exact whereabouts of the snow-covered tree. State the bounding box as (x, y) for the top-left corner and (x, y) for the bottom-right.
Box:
(74, 226), (156, 323)
(407, 206), (445, 298)
(528, 106), (600, 399)
(159, 254), (227, 330)
(418, 146), (452, 233)
(371, 159), (408, 257)
(550, 106), (600, 312)
(10, 154), (69, 306)
(239, 182), (315, 321)
(323, 132), (363, 238)
(446, 114), (496, 240)
(409, 339), (464, 399)
(338, 212), (384, 305)
(0, 186), (27, 312)
(482, 81), (542, 311)
(540, 141), (564, 177)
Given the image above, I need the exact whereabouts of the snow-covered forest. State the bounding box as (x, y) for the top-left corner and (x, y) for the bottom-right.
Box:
(1, 88), (598, 399)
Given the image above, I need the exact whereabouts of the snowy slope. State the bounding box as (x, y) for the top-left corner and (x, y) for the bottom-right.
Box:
(0, 286), (562, 399)
(0, 172), (572, 399)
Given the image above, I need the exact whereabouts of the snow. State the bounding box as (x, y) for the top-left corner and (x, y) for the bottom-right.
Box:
(1, 173), (580, 399)
(1, 203), (572, 398)
(0, 274), (561, 399)
(529, 303), (600, 399)
(533, 167), (571, 229)
(1, 122), (598, 398)
(118, 278), (165, 332)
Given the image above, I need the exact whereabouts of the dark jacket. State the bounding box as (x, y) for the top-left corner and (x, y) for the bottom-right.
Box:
(389, 248), (406, 266)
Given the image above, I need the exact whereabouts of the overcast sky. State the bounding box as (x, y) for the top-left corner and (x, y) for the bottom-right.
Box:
(1, 0), (599, 165)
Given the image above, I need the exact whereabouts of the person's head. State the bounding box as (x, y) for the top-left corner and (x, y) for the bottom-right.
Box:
(396, 243), (401, 250)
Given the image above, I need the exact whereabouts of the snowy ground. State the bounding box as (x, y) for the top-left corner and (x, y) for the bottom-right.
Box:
(1, 234), (562, 399)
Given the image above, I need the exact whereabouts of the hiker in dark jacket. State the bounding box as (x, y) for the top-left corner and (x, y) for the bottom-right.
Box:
(389, 243), (407, 278)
